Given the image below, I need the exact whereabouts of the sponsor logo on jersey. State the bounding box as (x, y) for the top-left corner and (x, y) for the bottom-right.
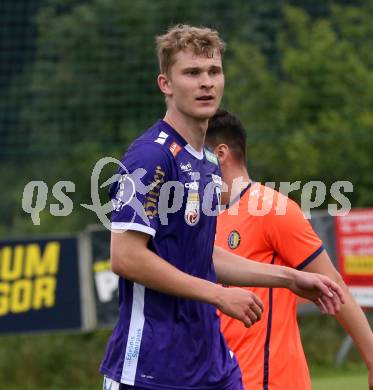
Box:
(187, 192), (199, 202)
(228, 230), (241, 249)
(144, 166), (165, 219)
(154, 131), (169, 145)
(185, 192), (200, 226)
(212, 174), (222, 185)
(204, 149), (219, 165)
(184, 181), (199, 190)
(169, 142), (182, 157)
(180, 162), (192, 172)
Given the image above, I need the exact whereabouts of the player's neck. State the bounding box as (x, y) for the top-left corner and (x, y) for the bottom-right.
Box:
(163, 110), (208, 152)
(223, 164), (251, 205)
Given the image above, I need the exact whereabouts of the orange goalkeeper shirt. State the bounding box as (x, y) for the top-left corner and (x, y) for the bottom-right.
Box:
(216, 182), (324, 390)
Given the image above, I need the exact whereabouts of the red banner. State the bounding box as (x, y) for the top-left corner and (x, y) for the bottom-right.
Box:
(336, 208), (373, 307)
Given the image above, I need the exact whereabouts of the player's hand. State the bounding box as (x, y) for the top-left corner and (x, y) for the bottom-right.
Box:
(289, 271), (345, 315)
(216, 287), (264, 328)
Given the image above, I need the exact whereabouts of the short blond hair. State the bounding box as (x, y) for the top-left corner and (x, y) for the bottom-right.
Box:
(156, 24), (226, 75)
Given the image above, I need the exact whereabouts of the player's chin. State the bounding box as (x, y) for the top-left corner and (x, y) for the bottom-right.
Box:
(193, 105), (218, 120)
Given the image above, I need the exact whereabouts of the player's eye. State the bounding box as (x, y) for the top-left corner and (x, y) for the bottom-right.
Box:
(185, 69), (199, 76)
(209, 68), (221, 75)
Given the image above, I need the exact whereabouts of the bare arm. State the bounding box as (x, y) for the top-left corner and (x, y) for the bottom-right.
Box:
(213, 245), (295, 287)
(213, 245), (345, 315)
(303, 251), (373, 389)
(111, 230), (264, 327)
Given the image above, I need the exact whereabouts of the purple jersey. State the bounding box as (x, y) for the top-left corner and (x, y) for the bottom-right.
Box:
(100, 120), (241, 389)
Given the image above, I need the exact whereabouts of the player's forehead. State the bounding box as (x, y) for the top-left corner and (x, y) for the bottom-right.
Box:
(171, 48), (222, 71)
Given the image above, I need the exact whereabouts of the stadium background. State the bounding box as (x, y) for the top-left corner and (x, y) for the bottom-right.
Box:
(1, 0), (373, 389)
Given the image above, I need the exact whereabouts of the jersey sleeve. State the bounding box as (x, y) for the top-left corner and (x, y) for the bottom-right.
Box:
(264, 195), (324, 269)
(109, 141), (173, 237)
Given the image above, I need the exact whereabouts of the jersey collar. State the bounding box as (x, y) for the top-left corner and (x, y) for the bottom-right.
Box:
(225, 181), (254, 209)
(159, 120), (204, 160)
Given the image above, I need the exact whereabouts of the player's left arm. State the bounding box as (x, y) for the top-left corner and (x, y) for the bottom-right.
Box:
(303, 251), (373, 389)
(213, 245), (344, 315)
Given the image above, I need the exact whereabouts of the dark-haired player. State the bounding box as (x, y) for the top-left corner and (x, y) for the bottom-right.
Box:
(206, 108), (373, 390)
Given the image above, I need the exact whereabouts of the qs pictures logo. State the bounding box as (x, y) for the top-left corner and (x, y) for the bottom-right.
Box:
(0, 242), (60, 316)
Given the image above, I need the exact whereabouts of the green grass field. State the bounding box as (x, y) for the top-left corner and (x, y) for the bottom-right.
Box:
(313, 373), (366, 390)
(1, 319), (370, 390)
(3, 374), (368, 390)
(311, 364), (367, 390)
(3, 366), (368, 390)
(5, 372), (368, 390)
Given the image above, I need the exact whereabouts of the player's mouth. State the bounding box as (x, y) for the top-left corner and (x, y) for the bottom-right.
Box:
(196, 95), (214, 101)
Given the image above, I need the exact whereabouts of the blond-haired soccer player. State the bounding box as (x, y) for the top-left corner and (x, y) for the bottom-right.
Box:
(206, 108), (373, 390)
(100, 26), (344, 390)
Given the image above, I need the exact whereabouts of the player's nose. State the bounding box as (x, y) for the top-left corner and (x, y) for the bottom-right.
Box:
(199, 72), (213, 89)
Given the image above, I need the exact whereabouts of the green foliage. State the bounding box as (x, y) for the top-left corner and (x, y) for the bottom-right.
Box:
(0, 330), (110, 389)
(1, 1), (373, 235)
(0, 141), (125, 237)
(0, 0), (294, 235)
(24, 0), (163, 153)
(332, 1), (373, 68)
(21, 0), (281, 156)
(224, 5), (373, 207)
(6, 0), (292, 156)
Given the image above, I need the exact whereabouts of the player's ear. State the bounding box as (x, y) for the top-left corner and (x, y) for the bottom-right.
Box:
(157, 73), (172, 96)
(214, 144), (229, 165)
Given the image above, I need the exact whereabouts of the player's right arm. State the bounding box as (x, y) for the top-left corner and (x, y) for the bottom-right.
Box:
(213, 245), (343, 315)
(111, 229), (263, 328)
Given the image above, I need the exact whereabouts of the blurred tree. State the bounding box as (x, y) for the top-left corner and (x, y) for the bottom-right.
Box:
(0, 0), (43, 158)
(23, 0), (163, 153)
(224, 5), (373, 207)
(8, 0), (285, 233)
(3, 0), (373, 236)
(332, 1), (373, 68)
(21, 0), (285, 155)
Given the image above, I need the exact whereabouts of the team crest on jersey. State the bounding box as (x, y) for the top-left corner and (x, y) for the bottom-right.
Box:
(228, 230), (241, 249)
(185, 192), (200, 226)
